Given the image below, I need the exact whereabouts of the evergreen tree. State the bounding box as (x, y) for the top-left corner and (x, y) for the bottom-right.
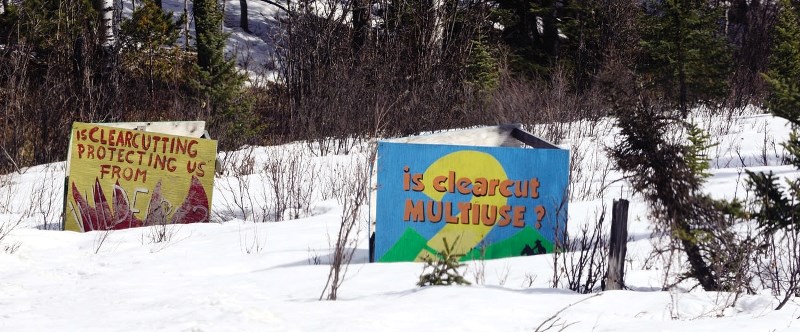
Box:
(490, 0), (612, 87)
(121, 1), (181, 53)
(192, 0), (249, 145)
(557, 0), (606, 91)
(492, 0), (562, 77)
(466, 37), (500, 92)
(606, 64), (744, 292)
(417, 237), (471, 286)
(686, 121), (716, 180)
(749, 0), (800, 233)
(192, 0), (243, 114)
(194, 0), (225, 72)
(0, 4), (18, 45)
(639, 0), (732, 116)
(119, 0), (185, 93)
(762, 0), (800, 123)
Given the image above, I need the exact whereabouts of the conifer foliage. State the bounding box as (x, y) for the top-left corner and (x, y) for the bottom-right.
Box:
(761, 0), (800, 124)
(639, 0), (732, 117)
(749, 0), (800, 233)
(193, 0), (225, 73)
(192, 0), (244, 115)
(417, 238), (471, 287)
(606, 67), (744, 292)
(191, 0), (250, 147)
(119, 0), (185, 93)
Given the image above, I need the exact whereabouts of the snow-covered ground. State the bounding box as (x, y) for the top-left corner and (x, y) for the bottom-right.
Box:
(2, 108), (800, 331)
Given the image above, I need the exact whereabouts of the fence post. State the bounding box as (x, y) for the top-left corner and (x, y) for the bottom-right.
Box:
(605, 199), (629, 291)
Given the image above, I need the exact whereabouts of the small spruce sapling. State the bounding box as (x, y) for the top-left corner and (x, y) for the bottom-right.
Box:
(686, 122), (717, 180)
(418, 237), (471, 287)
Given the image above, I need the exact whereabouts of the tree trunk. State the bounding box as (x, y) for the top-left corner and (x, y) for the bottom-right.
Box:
(430, 0), (450, 57)
(605, 199), (629, 291)
(184, 0), (189, 49)
(351, 0), (370, 53)
(240, 0), (250, 33)
(93, 0), (115, 47)
(440, 0), (458, 52)
(676, 10), (688, 118)
(677, 219), (719, 291)
(542, 7), (560, 60)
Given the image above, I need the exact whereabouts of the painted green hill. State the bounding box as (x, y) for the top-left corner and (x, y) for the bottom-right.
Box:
(378, 227), (438, 262)
(463, 226), (554, 260)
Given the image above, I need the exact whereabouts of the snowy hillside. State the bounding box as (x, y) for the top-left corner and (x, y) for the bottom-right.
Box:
(1, 108), (799, 331)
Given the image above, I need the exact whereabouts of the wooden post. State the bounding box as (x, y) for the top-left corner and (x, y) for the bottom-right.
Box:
(605, 199), (629, 291)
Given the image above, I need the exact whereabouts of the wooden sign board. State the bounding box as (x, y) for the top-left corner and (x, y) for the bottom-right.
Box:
(63, 122), (217, 232)
(373, 141), (569, 262)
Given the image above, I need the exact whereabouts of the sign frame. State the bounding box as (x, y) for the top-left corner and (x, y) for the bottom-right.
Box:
(372, 136), (569, 263)
(62, 122), (217, 232)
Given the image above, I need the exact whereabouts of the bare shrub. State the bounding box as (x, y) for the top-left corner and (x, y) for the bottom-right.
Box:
(3, 241), (21, 254)
(93, 230), (112, 254)
(0, 216), (23, 252)
(533, 294), (601, 332)
(754, 227), (800, 310)
(496, 263), (511, 286)
(551, 206), (608, 294)
(138, 200), (181, 253)
(469, 248), (487, 286)
(522, 273), (538, 287)
(640, 235), (687, 290)
(0, 173), (15, 214)
(0, 172), (30, 253)
(492, 67), (606, 145)
(213, 147), (259, 222)
(264, 146), (318, 221)
(31, 163), (62, 230)
(321, 158), (357, 203)
(467, 241), (489, 285)
(263, 149), (289, 221)
(706, 218), (759, 296)
(273, 0), (495, 147)
(240, 222), (266, 254)
(146, 219), (178, 245)
(213, 144), (320, 225)
(568, 138), (614, 201)
(307, 246), (322, 265)
(320, 153), (371, 300)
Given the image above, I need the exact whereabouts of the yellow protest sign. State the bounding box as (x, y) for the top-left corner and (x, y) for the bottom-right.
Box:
(64, 122), (217, 232)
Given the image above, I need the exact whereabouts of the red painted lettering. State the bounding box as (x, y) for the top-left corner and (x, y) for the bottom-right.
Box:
(426, 200), (442, 223)
(403, 199), (424, 222)
(458, 202), (471, 224)
(167, 157), (177, 172)
(100, 164), (111, 178)
(512, 206), (526, 228)
(187, 140), (198, 158)
(89, 127), (99, 143)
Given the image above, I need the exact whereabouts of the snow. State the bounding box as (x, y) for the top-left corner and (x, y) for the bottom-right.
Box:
(2, 108), (800, 331)
(220, 0), (282, 79)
